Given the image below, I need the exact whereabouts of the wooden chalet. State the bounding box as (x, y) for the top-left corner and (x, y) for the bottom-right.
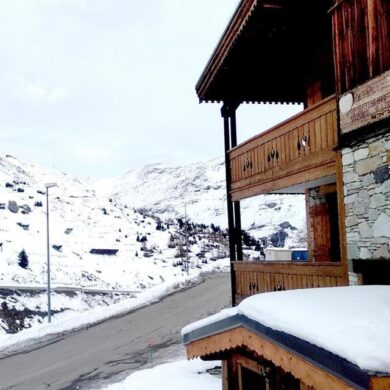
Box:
(184, 0), (390, 388)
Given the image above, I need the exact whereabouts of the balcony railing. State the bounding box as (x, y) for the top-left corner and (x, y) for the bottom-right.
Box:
(234, 261), (348, 304)
(229, 96), (337, 200)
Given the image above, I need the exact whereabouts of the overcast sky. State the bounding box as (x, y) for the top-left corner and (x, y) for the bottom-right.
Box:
(0, 0), (301, 177)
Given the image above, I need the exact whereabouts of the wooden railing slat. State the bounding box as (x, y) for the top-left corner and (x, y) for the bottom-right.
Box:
(233, 262), (348, 300)
(229, 97), (337, 200)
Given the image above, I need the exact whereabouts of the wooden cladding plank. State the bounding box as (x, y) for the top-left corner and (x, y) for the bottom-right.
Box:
(327, 112), (335, 147)
(332, 0), (389, 95)
(314, 118), (322, 152)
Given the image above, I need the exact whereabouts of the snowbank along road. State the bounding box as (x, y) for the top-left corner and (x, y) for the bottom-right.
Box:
(0, 272), (230, 390)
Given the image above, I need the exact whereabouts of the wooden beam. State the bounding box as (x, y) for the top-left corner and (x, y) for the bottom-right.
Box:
(231, 160), (336, 201)
(186, 327), (355, 389)
(222, 360), (229, 390)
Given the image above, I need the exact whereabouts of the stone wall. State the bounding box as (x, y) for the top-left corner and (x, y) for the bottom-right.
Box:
(342, 132), (390, 266)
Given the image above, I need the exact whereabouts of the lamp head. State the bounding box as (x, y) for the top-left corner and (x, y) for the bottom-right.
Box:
(45, 183), (57, 189)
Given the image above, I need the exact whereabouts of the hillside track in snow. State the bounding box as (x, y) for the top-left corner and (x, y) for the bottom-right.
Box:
(0, 272), (230, 390)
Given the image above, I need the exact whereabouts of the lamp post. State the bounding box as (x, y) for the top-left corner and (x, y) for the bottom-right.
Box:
(184, 204), (189, 276)
(45, 182), (57, 323)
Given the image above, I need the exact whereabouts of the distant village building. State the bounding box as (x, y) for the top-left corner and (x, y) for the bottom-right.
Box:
(183, 0), (390, 388)
(89, 249), (118, 256)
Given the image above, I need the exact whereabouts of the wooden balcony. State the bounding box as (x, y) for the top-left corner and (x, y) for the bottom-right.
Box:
(229, 96), (337, 201)
(234, 261), (348, 304)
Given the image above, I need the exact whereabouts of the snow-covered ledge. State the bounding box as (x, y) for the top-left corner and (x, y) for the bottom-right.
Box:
(182, 286), (390, 374)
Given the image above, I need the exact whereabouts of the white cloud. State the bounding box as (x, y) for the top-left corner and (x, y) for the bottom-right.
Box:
(6, 74), (69, 103)
(0, 0), (302, 177)
(21, 83), (69, 103)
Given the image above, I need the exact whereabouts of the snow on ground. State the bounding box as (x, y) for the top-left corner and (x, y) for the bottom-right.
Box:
(182, 286), (390, 374)
(104, 358), (221, 390)
(0, 260), (229, 354)
(0, 152), (305, 341)
(0, 152), (234, 335)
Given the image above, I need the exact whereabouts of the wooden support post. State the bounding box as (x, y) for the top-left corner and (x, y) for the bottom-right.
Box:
(230, 108), (243, 262)
(234, 201), (243, 261)
(222, 360), (229, 390)
(222, 103), (237, 306)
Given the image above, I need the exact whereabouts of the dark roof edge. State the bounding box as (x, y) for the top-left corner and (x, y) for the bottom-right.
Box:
(195, 0), (258, 102)
(183, 314), (372, 389)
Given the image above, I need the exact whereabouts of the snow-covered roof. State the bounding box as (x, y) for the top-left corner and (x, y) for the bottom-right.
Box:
(182, 286), (390, 374)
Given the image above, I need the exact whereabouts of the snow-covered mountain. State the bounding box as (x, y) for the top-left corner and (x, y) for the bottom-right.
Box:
(0, 153), (305, 333)
(109, 157), (306, 244)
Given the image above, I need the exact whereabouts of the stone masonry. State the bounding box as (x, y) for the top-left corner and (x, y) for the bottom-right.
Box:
(342, 132), (390, 267)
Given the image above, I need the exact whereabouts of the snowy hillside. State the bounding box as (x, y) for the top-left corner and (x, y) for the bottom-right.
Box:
(109, 158), (306, 247)
(0, 154), (230, 333)
(0, 153), (305, 334)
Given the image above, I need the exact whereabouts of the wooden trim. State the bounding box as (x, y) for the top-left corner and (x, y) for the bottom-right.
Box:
(305, 190), (313, 261)
(336, 151), (349, 274)
(231, 160), (336, 201)
(187, 327), (355, 389)
(370, 376), (390, 389)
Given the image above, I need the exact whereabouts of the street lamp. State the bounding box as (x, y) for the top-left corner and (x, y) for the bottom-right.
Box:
(45, 182), (57, 323)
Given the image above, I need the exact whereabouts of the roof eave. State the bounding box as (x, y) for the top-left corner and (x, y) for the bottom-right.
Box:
(196, 0), (258, 103)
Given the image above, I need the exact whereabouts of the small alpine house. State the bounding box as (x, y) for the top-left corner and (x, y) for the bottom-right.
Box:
(183, 0), (390, 389)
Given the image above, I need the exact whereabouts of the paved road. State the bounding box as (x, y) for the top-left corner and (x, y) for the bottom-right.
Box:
(0, 273), (230, 390)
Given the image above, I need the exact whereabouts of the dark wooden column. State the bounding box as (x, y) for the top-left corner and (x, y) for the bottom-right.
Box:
(222, 105), (236, 264)
(221, 102), (241, 306)
(229, 109), (243, 262)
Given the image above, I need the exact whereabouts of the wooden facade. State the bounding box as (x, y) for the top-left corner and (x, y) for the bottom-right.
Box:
(187, 0), (390, 388)
(331, 0), (390, 96)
